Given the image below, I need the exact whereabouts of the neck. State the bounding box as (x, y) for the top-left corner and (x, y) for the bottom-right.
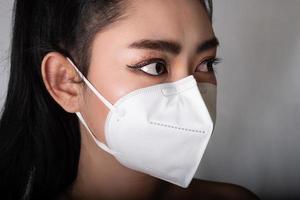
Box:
(66, 124), (167, 200)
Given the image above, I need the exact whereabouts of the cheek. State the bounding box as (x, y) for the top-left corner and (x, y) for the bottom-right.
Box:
(80, 50), (154, 143)
(80, 66), (134, 143)
(82, 88), (110, 143)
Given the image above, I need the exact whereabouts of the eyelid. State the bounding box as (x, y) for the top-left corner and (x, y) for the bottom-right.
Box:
(201, 57), (221, 65)
(127, 57), (166, 69)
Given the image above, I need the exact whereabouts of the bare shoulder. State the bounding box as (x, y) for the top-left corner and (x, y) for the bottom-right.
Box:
(160, 179), (260, 200)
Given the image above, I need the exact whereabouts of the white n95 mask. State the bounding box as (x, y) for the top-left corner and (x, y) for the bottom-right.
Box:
(67, 58), (215, 188)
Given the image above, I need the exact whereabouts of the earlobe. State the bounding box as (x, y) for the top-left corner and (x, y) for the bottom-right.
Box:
(41, 52), (82, 113)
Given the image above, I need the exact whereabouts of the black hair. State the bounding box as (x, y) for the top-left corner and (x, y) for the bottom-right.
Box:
(0, 0), (213, 199)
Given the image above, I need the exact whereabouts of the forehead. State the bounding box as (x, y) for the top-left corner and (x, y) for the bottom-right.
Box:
(120, 0), (214, 41)
(91, 0), (215, 55)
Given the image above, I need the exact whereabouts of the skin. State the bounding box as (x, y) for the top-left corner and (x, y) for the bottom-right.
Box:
(41, 0), (259, 199)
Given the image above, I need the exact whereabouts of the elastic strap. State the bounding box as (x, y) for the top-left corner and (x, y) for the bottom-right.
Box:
(76, 112), (117, 155)
(67, 57), (114, 110)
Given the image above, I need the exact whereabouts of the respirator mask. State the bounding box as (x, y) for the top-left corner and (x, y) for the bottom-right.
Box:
(67, 58), (217, 188)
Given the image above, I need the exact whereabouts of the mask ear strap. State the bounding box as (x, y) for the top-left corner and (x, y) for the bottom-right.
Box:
(66, 57), (117, 155)
(66, 57), (114, 111)
(76, 112), (117, 156)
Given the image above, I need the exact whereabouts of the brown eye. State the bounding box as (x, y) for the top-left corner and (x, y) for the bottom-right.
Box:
(196, 58), (221, 73)
(139, 62), (167, 76)
(127, 58), (168, 76)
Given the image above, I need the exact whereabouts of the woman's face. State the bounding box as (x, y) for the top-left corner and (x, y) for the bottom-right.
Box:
(79, 0), (218, 144)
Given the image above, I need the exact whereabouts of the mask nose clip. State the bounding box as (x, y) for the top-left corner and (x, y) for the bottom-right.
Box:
(161, 75), (197, 96)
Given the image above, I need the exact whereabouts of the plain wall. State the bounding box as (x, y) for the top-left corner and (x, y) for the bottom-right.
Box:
(0, 1), (299, 199)
(0, 0), (12, 108)
(196, 1), (300, 199)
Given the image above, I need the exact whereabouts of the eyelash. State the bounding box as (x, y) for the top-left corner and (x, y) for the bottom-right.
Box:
(197, 57), (222, 73)
(126, 57), (221, 76)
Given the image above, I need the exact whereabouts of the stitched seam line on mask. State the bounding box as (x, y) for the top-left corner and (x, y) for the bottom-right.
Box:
(149, 121), (206, 134)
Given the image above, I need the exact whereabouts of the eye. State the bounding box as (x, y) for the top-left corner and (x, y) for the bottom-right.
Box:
(140, 62), (167, 76)
(127, 58), (167, 76)
(195, 57), (221, 73)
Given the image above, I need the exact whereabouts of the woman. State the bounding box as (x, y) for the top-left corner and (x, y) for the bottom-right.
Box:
(0, 0), (259, 199)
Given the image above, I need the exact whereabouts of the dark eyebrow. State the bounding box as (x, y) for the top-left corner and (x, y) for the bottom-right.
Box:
(128, 37), (219, 55)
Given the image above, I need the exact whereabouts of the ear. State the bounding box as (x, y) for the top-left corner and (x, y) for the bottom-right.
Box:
(41, 52), (83, 113)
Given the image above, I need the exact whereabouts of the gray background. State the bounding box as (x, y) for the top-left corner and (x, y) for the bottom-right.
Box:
(0, 0), (299, 199)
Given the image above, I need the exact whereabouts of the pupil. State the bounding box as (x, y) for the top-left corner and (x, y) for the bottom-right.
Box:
(155, 63), (164, 74)
(207, 62), (214, 72)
